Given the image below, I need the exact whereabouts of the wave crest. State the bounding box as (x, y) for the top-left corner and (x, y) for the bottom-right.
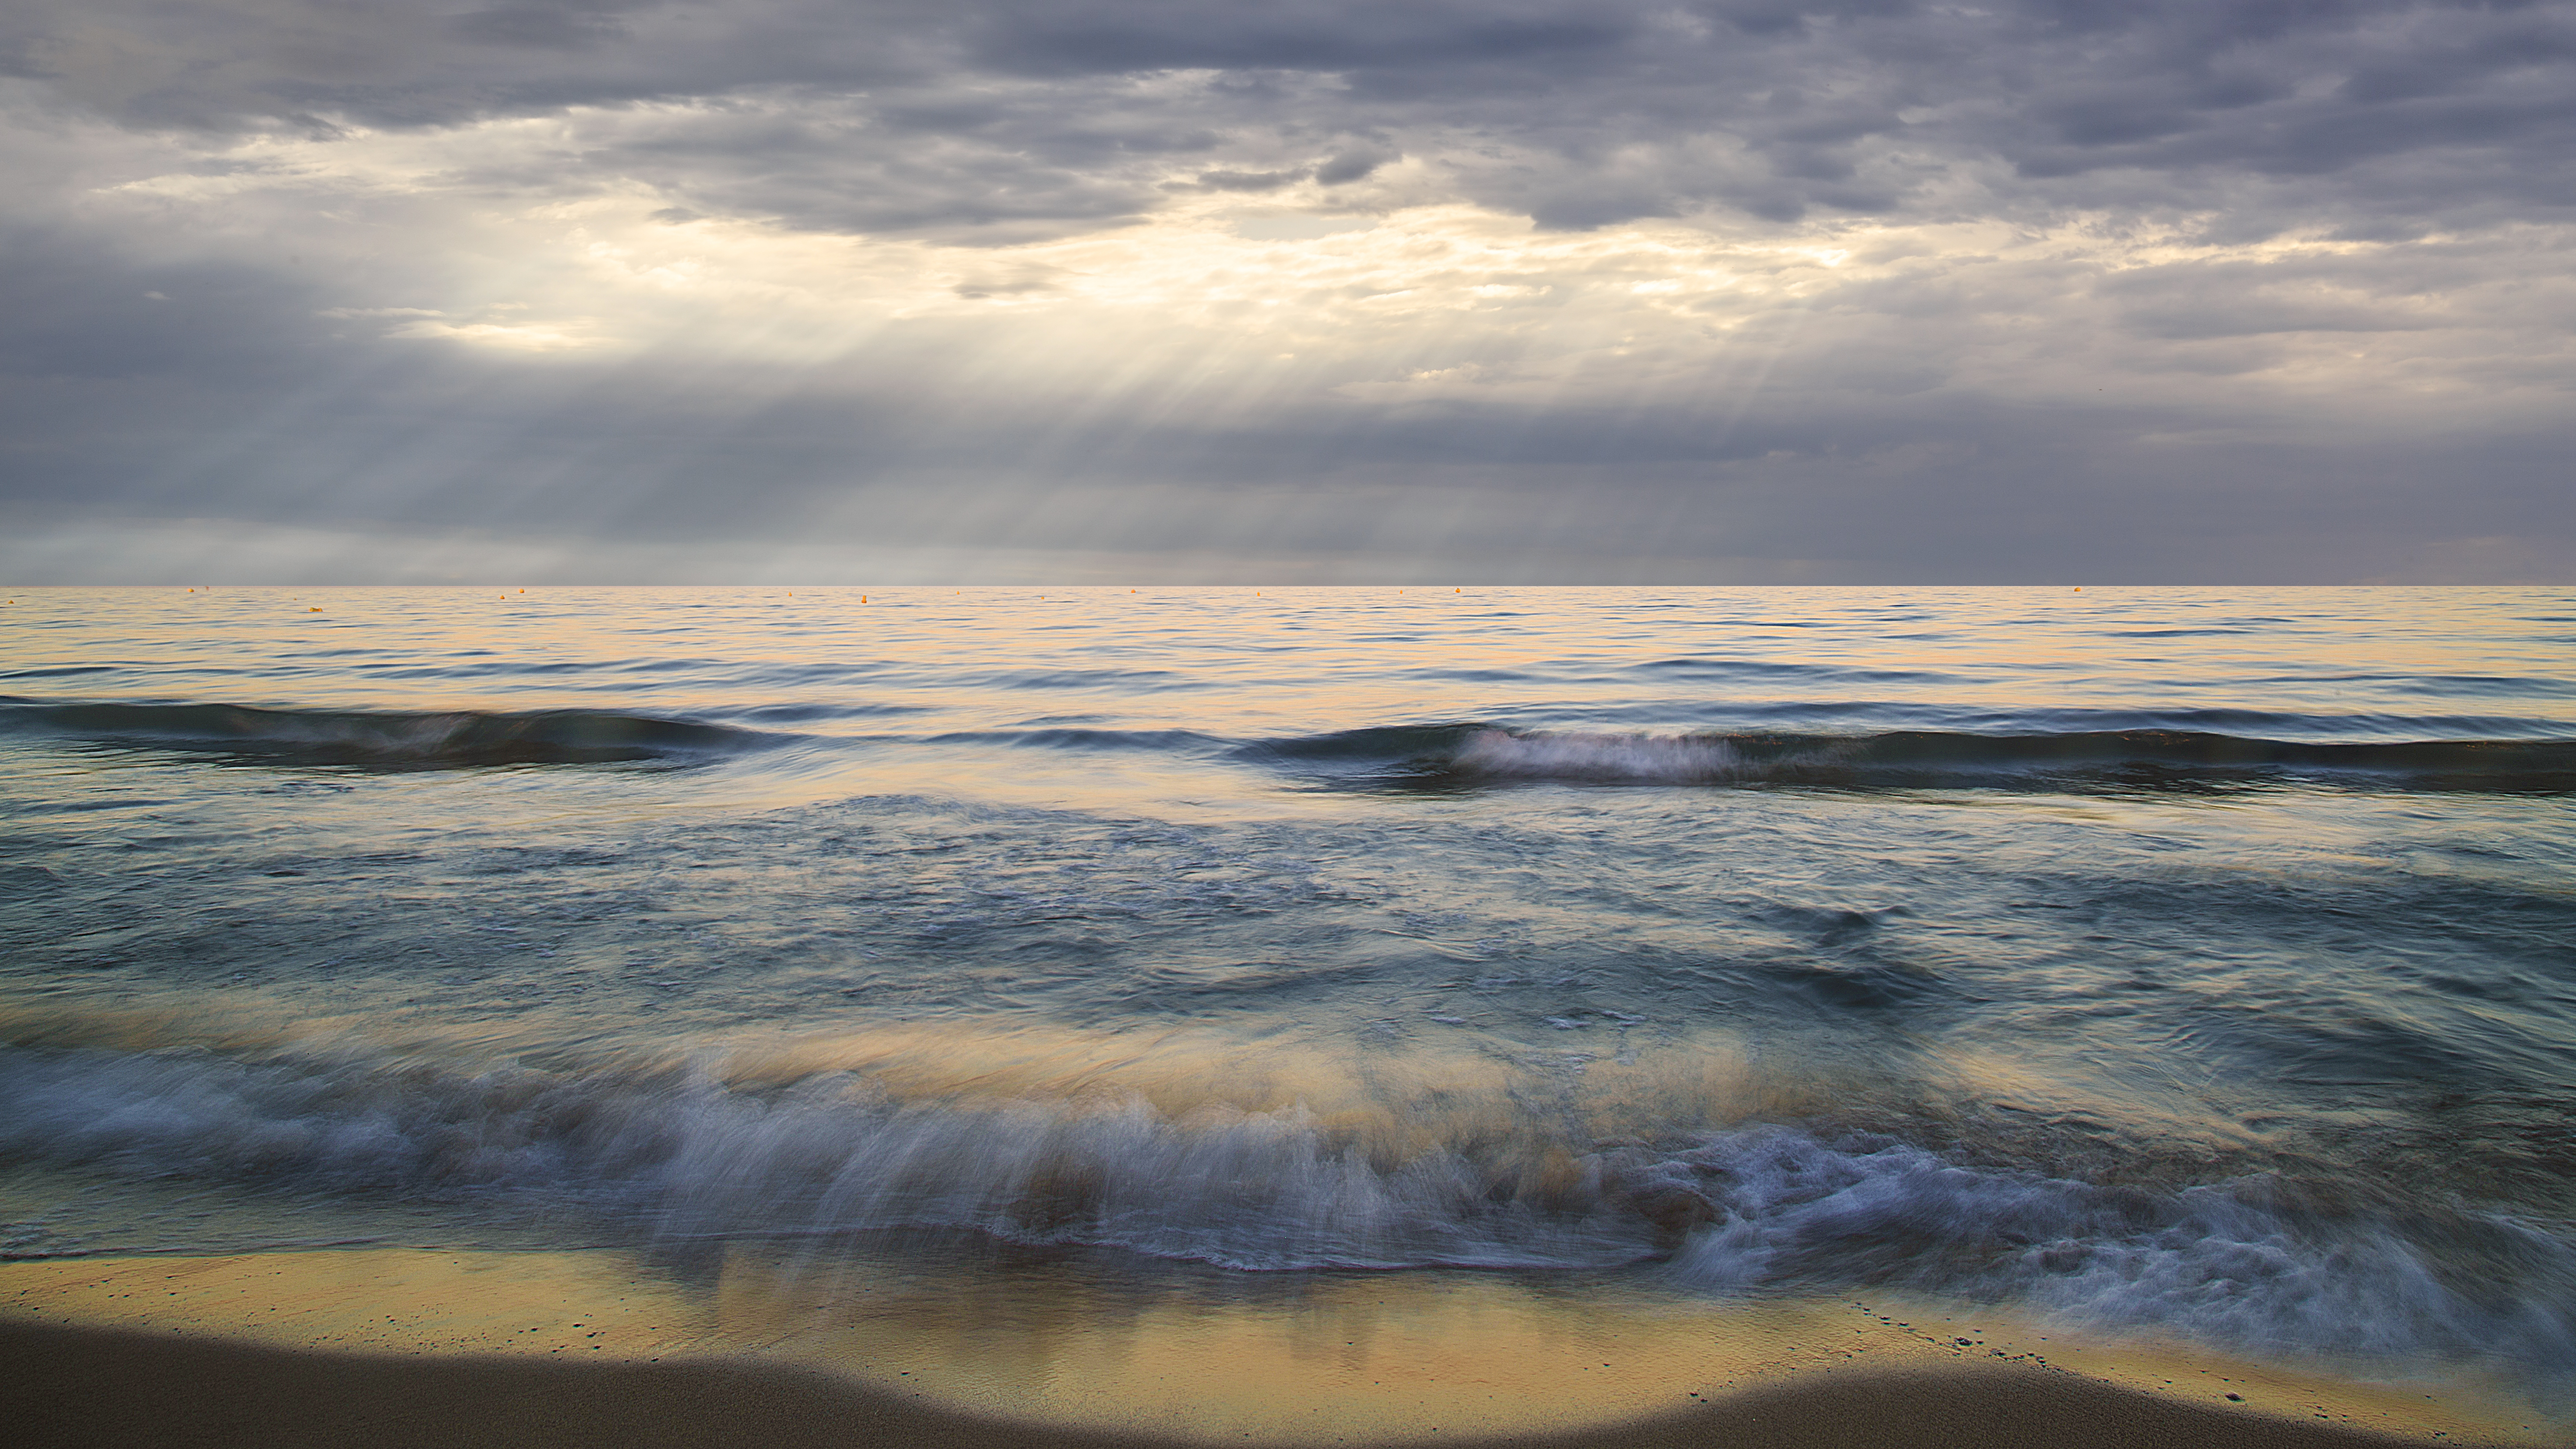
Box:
(0, 699), (771, 768)
(1454, 729), (1756, 782)
(1257, 725), (2576, 792)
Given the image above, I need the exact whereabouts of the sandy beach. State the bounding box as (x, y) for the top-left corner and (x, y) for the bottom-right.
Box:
(3, 1247), (2557, 1449)
(4, 1315), (2536, 1449)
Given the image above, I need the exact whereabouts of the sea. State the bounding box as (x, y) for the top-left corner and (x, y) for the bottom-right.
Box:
(3, 586), (2572, 1418)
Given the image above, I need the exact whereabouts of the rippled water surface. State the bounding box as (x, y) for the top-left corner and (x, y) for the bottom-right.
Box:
(2, 586), (2571, 1401)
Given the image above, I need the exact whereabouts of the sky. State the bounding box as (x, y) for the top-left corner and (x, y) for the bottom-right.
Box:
(2, 0), (2571, 584)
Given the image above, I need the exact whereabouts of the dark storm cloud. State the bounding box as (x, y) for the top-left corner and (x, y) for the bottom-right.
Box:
(964, 2), (1638, 76)
(11, 0), (2576, 232)
(449, 0), (650, 52)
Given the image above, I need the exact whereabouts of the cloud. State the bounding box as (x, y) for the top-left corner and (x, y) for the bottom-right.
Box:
(449, 1), (645, 52)
(0, 0), (2571, 580)
(12, 0), (2572, 225)
(1188, 167), (1309, 192)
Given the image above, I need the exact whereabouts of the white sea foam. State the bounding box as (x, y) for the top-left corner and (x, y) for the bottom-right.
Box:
(1450, 730), (1774, 782)
(1655, 1127), (2576, 1368)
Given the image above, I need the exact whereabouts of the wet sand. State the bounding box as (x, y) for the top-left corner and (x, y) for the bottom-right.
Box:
(6, 1317), (2532, 1449)
(2, 1248), (2556, 1449)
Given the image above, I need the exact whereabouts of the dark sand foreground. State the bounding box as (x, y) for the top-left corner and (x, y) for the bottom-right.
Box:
(3, 1319), (2522, 1449)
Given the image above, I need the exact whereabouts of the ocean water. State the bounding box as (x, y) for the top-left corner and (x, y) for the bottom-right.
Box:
(3, 586), (2573, 1402)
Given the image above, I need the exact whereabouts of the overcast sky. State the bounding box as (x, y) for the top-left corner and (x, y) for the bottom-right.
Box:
(3, 0), (2571, 582)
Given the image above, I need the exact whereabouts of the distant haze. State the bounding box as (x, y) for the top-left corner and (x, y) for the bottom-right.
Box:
(3, 0), (2571, 582)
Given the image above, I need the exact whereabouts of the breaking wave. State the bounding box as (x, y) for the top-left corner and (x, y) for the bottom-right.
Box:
(1250, 725), (2576, 792)
(2, 1038), (2569, 1381)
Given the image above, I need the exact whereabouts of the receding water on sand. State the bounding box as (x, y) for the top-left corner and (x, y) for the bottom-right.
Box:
(1, 1243), (2561, 1444)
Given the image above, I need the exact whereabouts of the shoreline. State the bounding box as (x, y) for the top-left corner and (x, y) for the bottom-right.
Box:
(3, 1246), (2561, 1447)
(4, 1316), (2530, 1449)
